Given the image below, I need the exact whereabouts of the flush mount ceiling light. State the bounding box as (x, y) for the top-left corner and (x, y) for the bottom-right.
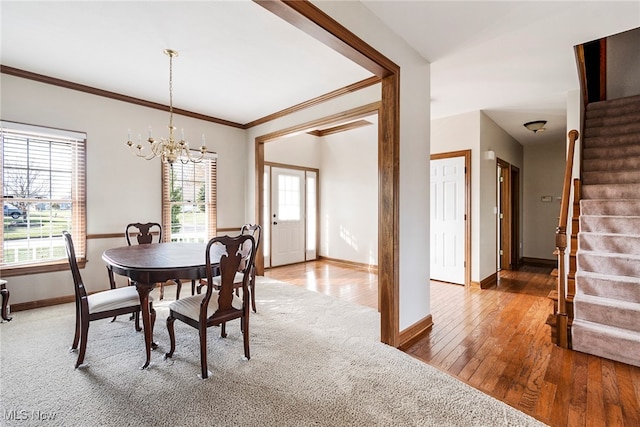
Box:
(524, 120), (547, 134)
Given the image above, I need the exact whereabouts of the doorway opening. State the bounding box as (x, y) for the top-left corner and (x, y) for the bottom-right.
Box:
(497, 158), (520, 271)
(263, 163), (318, 268)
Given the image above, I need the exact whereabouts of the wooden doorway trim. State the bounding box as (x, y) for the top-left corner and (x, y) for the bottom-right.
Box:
(497, 158), (520, 271)
(430, 150), (471, 287)
(254, 1), (400, 346)
(510, 165), (520, 269)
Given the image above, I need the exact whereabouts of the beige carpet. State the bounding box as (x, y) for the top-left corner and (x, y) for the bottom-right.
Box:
(0, 277), (546, 426)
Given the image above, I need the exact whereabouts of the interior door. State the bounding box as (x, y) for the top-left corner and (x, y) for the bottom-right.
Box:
(271, 167), (306, 267)
(430, 156), (465, 285)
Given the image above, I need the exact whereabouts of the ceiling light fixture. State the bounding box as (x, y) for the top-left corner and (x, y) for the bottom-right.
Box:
(126, 49), (207, 165)
(523, 120), (547, 134)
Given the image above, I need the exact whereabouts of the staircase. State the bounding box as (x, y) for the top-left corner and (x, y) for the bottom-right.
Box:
(571, 94), (640, 367)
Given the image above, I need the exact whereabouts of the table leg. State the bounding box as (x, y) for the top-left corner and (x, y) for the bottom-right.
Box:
(136, 283), (156, 369)
(1, 282), (11, 322)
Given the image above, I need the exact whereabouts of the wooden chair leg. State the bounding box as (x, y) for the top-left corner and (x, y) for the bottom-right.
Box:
(165, 314), (176, 358)
(71, 304), (81, 351)
(191, 279), (196, 296)
(134, 311), (142, 332)
(243, 313), (250, 360)
(175, 279), (182, 301)
(250, 270), (257, 313)
(221, 322), (227, 338)
(75, 311), (89, 368)
(199, 326), (208, 379)
(159, 282), (164, 300)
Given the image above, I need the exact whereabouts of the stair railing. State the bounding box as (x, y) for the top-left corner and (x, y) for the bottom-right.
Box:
(555, 129), (580, 348)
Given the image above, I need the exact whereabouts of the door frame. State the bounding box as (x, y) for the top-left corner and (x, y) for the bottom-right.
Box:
(430, 150), (471, 287)
(496, 158), (520, 271)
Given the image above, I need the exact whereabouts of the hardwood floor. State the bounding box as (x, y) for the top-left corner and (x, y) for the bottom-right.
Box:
(265, 260), (640, 427)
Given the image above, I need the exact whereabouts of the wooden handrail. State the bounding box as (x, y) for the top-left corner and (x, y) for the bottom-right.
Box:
(555, 129), (579, 348)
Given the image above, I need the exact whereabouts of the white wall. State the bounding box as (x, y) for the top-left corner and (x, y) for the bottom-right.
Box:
(522, 142), (565, 259)
(1, 74), (247, 305)
(264, 133), (321, 170)
(319, 124), (378, 265)
(607, 28), (640, 99)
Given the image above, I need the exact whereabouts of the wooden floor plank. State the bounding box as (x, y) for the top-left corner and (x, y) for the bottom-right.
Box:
(265, 261), (640, 427)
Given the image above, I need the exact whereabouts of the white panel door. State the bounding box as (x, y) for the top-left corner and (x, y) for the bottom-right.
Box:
(430, 156), (465, 284)
(271, 167), (306, 267)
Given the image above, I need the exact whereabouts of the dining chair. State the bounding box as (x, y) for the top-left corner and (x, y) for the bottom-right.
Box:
(165, 234), (255, 379)
(125, 222), (183, 300)
(198, 224), (262, 312)
(63, 231), (155, 368)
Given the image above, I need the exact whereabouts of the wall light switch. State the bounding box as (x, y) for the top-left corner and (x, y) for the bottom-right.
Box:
(540, 195), (553, 202)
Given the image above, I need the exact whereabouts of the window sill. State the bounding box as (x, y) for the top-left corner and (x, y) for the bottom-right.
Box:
(0, 259), (86, 277)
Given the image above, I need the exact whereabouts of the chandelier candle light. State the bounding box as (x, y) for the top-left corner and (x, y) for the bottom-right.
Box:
(126, 49), (207, 165)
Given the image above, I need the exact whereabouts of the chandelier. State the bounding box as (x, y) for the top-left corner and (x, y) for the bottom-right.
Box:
(126, 49), (207, 165)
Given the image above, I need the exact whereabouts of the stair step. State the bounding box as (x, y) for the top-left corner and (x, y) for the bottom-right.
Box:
(577, 251), (640, 277)
(582, 169), (640, 185)
(581, 183), (640, 200)
(551, 268), (558, 277)
(585, 110), (640, 128)
(572, 319), (640, 367)
(580, 214), (640, 234)
(575, 271), (640, 303)
(574, 293), (640, 332)
(582, 155), (640, 172)
(587, 95), (640, 114)
(578, 232), (640, 254)
(581, 199), (640, 216)
(583, 143), (640, 160)
(584, 121), (640, 138)
(583, 132), (640, 149)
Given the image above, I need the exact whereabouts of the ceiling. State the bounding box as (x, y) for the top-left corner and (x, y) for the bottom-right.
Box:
(2, 1), (639, 146)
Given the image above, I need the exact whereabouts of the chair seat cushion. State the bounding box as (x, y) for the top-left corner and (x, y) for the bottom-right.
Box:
(169, 291), (243, 321)
(87, 286), (147, 314)
(208, 272), (245, 287)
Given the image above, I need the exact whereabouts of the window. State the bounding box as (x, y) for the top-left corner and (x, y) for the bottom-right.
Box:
(1, 121), (86, 275)
(161, 153), (217, 243)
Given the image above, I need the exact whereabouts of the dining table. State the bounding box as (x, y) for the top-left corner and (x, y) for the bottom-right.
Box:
(102, 242), (221, 369)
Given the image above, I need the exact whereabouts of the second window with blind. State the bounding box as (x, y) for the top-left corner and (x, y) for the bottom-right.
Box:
(161, 153), (217, 243)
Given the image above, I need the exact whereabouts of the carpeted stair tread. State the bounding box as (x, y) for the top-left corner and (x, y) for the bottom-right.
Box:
(574, 293), (640, 333)
(581, 183), (640, 200)
(583, 133), (640, 149)
(583, 143), (640, 159)
(582, 155), (640, 172)
(581, 199), (640, 216)
(584, 121), (640, 138)
(586, 94), (640, 112)
(578, 232), (640, 254)
(582, 169), (640, 185)
(580, 215), (640, 234)
(585, 110), (640, 128)
(577, 251), (640, 277)
(575, 271), (640, 303)
(572, 319), (640, 367)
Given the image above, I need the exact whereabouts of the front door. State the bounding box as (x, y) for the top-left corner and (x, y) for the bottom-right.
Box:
(271, 167), (306, 267)
(430, 155), (465, 285)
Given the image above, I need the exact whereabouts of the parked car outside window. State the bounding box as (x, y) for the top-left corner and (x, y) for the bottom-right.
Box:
(3, 203), (25, 219)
